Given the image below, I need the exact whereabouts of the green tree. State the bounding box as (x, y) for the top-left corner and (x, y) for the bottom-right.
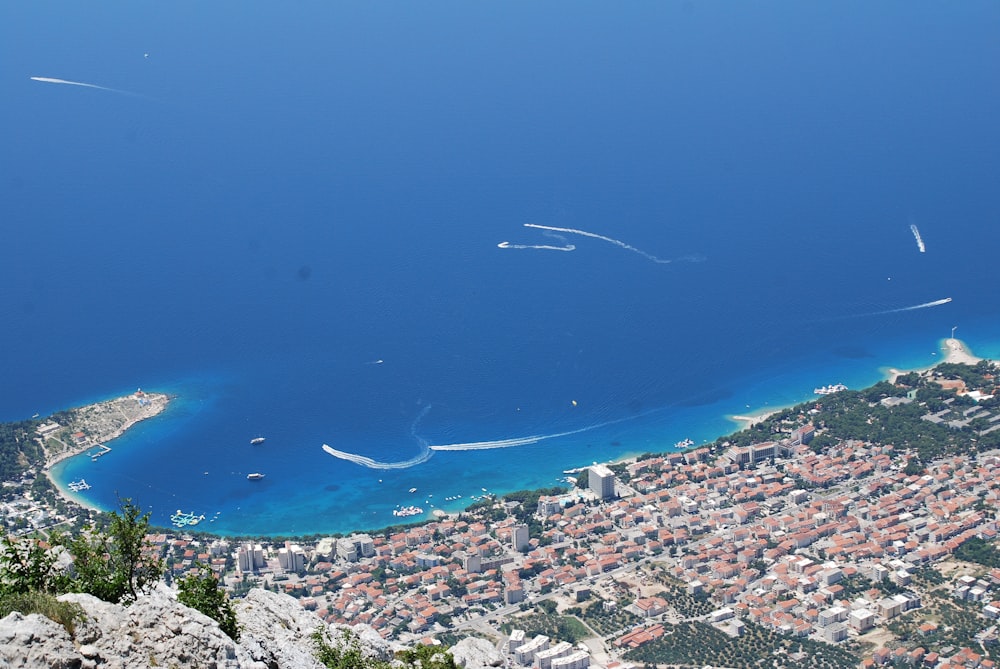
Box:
(178, 566), (240, 640)
(59, 497), (163, 604)
(0, 533), (85, 635)
(0, 533), (59, 596)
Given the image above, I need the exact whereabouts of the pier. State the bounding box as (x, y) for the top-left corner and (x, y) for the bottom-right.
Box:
(67, 479), (90, 492)
(89, 444), (112, 461)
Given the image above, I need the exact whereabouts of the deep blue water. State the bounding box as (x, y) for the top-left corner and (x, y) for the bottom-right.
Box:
(2, 3), (999, 536)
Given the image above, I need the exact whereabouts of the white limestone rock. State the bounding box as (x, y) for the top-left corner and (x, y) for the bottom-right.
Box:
(1, 586), (395, 669)
(59, 582), (239, 668)
(0, 611), (82, 668)
(233, 588), (326, 669)
(451, 637), (505, 669)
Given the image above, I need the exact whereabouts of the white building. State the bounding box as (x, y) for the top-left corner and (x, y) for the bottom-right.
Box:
(462, 552), (482, 574)
(278, 542), (306, 572)
(237, 543), (265, 573)
(536, 641), (573, 669)
(818, 606), (847, 627)
(514, 635), (549, 665)
(336, 533), (376, 562)
(823, 623), (848, 643)
(551, 650), (590, 669)
(513, 524), (531, 552)
(848, 608), (876, 632)
(589, 464), (615, 500)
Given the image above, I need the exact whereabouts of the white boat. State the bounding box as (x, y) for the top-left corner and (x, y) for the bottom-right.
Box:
(250, 437), (266, 445)
(247, 472), (265, 480)
(814, 384), (848, 395)
(408, 487), (417, 493)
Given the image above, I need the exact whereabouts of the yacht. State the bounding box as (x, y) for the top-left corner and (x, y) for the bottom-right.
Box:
(247, 472), (265, 481)
(250, 437), (266, 445)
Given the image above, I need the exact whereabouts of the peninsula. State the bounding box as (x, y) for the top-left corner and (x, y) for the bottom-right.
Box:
(38, 389), (169, 472)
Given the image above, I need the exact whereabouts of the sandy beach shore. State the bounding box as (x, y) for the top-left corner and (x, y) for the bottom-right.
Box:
(731, 339), (988, 431)
(887, 337), (985, 383)
(730, 411), (780, 429)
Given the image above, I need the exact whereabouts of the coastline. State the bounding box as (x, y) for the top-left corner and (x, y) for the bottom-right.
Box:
(34, 338), (992, 536)
(730, 410), (780, 429)
(42, 390), (170, 511)
(887, 337), (985, 383)
(728, 338), (987, 432)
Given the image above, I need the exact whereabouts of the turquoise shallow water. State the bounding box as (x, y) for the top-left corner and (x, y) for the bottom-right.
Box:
(5, 4), (1000, 536)
(48, 325), (998, 537)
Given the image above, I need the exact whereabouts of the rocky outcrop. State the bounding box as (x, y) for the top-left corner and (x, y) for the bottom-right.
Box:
(59, 583), (239, 668)
(0, 586), (496, 669)
(233, 588), (324, 669)
(451, 637), (505, 669)
(0, 611), (82, 668)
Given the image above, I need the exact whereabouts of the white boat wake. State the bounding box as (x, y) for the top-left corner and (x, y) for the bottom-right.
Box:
(498, 231), (575, 252)
(500, 223), (704, 265)
(810, 297), (953, 325)
(321, 406), (640, 470)
(322, 443), (433, 469)
(30, 76), (143, 98)
(910, 223), (926, 253)
(870, 297), (951, 315)
(429, 420), (612, 451)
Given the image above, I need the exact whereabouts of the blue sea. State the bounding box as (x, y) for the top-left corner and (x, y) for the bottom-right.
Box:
(2, 3), (998, 537)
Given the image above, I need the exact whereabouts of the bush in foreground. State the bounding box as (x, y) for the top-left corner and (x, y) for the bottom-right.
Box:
(177, 566), (240, 641)
(0, 590), (85, 635)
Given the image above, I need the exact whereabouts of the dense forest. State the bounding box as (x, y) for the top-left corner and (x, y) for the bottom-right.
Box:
(0, 419), (43, 483)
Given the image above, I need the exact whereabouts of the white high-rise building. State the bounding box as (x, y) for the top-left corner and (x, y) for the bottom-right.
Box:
(513, 524), (531, 552)
(278, 541), (306, 572)
(589, 464), (615, 500)
(237, 543), (265, 573)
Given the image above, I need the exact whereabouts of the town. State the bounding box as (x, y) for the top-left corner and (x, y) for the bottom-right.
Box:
(4, 359), (1000, 668)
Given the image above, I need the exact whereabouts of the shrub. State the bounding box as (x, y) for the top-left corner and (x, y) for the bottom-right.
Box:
(177, 566), (240, 641)
(0, 590), (85, 635)
(313, 627), (391, 669)
(58, 497), (163, 604)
